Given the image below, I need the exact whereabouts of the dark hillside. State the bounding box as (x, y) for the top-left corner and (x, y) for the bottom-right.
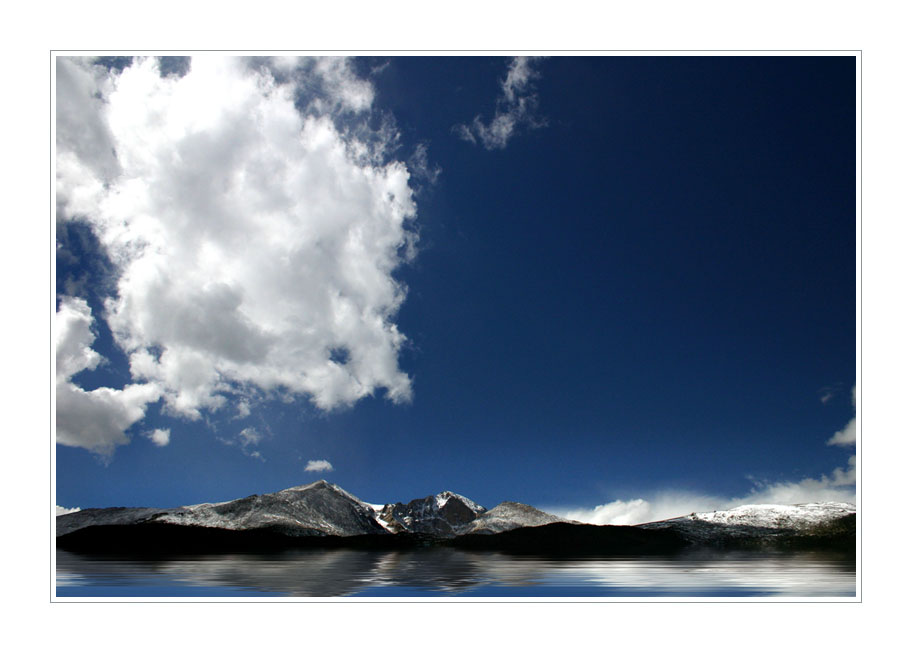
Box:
(451, 522), (690, 556)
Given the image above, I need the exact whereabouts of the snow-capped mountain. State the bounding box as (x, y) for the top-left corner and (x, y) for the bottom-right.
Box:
(157, 480), (387, 537)
(56, 481), (570, 541)
(667, 503), (855, 529)
(56, 507), (169, 538)
(56, 480), (388, 538)
(461, 501), (569, 535)
(55, 483), (856, 555)
(639, 502), (856, 544)
(376, 491), (487, 535)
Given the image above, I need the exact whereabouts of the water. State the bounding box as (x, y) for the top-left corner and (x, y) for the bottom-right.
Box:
(56, 548), (856, 598)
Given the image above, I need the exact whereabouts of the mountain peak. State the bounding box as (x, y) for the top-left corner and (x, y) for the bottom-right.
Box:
(285, 479), (334, 492)
(155, 480), (386, 537)
(434, 490), (485, 514)
(461, 501), (569, 535)
(377, 490), (486, 535)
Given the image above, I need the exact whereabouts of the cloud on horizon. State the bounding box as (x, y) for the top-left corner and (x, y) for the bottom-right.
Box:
(455, 56), (546, 150)
(55, 56), (420, 456)
(56, 505), (82, 516)
(553, 387), (858, 525)
(552, 465), (857, 526)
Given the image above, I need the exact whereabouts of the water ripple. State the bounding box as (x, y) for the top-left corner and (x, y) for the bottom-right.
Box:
(56, 548), (856, 598)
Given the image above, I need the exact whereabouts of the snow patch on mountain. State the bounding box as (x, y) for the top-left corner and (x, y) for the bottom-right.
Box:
(155, 479), (387, 537)
(461, 501), (570, 535)
(637, 501), (856, 544)
(653, 502), (856, 529)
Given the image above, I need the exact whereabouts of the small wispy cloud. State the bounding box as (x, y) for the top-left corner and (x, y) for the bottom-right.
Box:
(408, 143), (441, 186)
(235, 400), (251, 420)
(456, 56), (547, 150)
(56, 505), (81, 516)
(818, 382), (846, 404)
(219, 426), (266, 461)
(238, 427), (263, 447)
(305, 459), (334, 473)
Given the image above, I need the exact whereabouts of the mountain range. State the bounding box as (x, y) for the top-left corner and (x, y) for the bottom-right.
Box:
(55, 480), (856, 555)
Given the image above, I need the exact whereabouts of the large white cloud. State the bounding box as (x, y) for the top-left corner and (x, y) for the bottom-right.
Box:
(56, 56), (419, 452)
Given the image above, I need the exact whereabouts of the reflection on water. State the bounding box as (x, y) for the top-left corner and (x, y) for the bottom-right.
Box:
(56, 548), (856, 598)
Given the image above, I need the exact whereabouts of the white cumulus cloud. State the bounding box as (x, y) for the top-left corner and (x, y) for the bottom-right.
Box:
(553, 492), (729, 526)
(56, 56), (420, 454)
(828, 419), (856, 446)
(146, 428), (171, 447)
(304, 459), (334, 473)
(738, 456), (856, 506)
(827, 386), (857, 446)
(268, 56), (375, 115)
(55, 296), (161, 457)
(456, 56), (546, 150)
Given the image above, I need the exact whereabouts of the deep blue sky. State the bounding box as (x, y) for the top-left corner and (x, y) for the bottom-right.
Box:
(55, 55), (856, 514)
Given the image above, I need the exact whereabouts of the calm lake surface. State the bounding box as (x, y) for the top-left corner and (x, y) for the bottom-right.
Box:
(56, 548), (856, 598)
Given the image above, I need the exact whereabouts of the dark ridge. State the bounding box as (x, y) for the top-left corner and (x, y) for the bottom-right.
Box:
(56, 513), (856, 556)
(56, 507), (172, 538)
(776, 513), (856, 553)
(647, 514), (857, 552)
(56, 522), (437, 554)
(450, 522), (691, 556)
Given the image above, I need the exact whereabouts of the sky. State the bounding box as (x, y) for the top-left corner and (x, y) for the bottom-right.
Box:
(54, 54), (857, 524)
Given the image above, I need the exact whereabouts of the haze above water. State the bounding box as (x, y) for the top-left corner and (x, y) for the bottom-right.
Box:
(56, 549), (856, 598)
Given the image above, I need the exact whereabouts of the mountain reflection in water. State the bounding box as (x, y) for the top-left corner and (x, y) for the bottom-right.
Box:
(56, 548), (856, 598)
